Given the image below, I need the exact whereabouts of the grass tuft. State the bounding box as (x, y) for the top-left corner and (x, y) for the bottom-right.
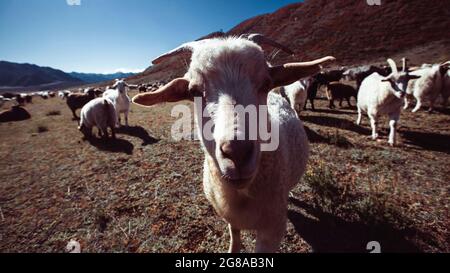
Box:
(37, 125), (49, 133)
(46, 110), (61, 116)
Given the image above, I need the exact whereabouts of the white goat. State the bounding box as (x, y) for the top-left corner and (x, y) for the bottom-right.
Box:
(58, 90), (71, 100)
(78, 97), (118, 139)
(103, 79), (131, 127)
(357, 58), (420, 146)
(404, 61), (450, 112)
(276, 80), (308, 116)
(0, 95), (12, 108)
(39, 91), (49, 99)
(132, 35), (335, 252)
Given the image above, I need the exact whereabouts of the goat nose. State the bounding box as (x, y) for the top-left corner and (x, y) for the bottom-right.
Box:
(220, 140), (254, 164)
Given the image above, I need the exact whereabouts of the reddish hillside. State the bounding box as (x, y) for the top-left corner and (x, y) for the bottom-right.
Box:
(130, 0), (450, 83)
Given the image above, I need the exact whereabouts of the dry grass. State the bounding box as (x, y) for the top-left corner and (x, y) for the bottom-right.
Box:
(0, 88), (448, 253)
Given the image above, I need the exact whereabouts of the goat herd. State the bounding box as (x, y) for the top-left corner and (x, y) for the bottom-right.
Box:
(0, 35), (449, 253)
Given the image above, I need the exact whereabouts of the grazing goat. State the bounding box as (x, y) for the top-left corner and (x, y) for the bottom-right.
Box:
(0, 105), (31, 122)
(319, 68), (345, 84)
(133, 35), (335, 252)
(357, 58), (420, 146)
(404, 61), (450, 112)
(58, 90), (71, 100)
(138, 84), (148, 93)
(39, 91), (49, 99)
(103, 79), (131, 127)
(83, 88), (94, 94)
(66, 90), (96, 119)
(326, 82), (357, 109)
(0, 95), (12, 108)
(78, 98), (117, 139)
(2, 93), (15, 99)
(302, 74), (328, 111)
(275, 81), (308, 116)
(15, 94), (25, 106)
(24, 94), (32, 104)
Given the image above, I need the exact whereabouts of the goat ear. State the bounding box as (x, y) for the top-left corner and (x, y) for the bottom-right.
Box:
(269, 56), (335, 88)
(132, 78), (190, 106)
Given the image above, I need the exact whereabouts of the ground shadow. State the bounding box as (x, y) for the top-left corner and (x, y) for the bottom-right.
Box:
(312, 108), (357, 115)
(304, 125), (329, 143)
(116, 126), (159, 146)
(288, 198), (421, 253)
(0, 106), (31, 123)
(86, 137), (134, 155)
(304, 125), (354, 149)
(433, 108), (450, 115)
(302, 115), (371, 135)
(402, 130), (450, 154)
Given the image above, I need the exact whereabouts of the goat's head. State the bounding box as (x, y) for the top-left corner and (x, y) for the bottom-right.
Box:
(86, 89), (96, 99)
(133, 36), (334, 189)
(438, 61), (450, 76)
(113, 79), (128, 94)
(382, 58), (420, 98)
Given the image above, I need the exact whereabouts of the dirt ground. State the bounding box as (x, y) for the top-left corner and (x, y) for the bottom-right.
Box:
(0, 87), (448, 253)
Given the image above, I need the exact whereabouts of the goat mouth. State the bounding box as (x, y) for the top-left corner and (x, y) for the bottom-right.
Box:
(221, 174), (254, 189)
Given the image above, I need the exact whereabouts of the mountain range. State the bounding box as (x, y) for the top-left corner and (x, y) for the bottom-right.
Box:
(0, 61), (82, 90)
(68, 72), (138, 84)
(0, 61), (137, 92)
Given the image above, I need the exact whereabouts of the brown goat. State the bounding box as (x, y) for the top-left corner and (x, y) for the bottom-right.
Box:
(66, 90), (96, 119)
(326, 82), (358, 109)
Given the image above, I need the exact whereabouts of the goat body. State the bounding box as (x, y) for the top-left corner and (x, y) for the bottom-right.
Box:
(79, 97), (117, 139)
(276, 80), (307, 116)
(133, 36), (334, 252)
(326, 82), (357, 109)
(405, 63), (449, 112)
(66, 90), (96, 119)
(357, 58), (419, 146)
(103, 79), (131, 127)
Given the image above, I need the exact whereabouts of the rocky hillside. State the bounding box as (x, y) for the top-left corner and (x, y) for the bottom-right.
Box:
(133, 0), (450, 83)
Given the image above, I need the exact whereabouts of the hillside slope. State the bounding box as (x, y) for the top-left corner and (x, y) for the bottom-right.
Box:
(132, 0), (450, 84)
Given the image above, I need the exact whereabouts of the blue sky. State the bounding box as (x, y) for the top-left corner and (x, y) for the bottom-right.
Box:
(0, 0), (300, 73)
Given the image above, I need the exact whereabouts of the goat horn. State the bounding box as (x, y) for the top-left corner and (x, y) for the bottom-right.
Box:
(241, 33), (294, 55)
(269, 56), (336, 88)
(402, 58), (408, 72)
(387, 58), (398, 75)
(152, 39), (210, 65)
